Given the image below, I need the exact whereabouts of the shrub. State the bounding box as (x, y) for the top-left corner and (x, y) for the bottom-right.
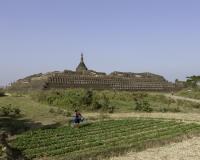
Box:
(90, 96), (101, 110)
(176, 99), (184, 107)
(31, 89), (107, 111)
(1, 104), (12, 116)
(170, 106), (181, 112)
(149, 94), (167, 103)
(100, 93), (110, 114)
(49, 108), (71, 117)
(0, 89), (5, 96)
(163, 98), (175, 107)
(108, 106), (115, 113)
(135, 92), (148, 99)
(158, 105), (181, 113)
(189, 102), (200, 108)
(158, 106), (168, 113)
(13, 108), (21, 115)
(134, 99), (153, 112)
(0, 104), (21, 116)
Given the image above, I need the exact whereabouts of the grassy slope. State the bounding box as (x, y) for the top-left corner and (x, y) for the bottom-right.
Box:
(0, 95), (73, 159)
(0, 95), (69, 126)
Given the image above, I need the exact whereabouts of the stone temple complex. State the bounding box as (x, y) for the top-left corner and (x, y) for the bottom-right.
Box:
(6, 54), (182, 92)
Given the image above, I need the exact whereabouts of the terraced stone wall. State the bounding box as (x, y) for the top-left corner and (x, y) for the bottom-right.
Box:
(43, 75), (181, 92)
(6, 73), (182, 92)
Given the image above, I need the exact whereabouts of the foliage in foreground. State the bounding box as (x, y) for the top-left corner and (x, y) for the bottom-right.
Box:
(0, 89), (5, 97)
(13, 119), (200, 160)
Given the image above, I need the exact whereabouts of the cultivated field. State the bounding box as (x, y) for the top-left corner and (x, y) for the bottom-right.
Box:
(1, 90), (200, 160)
(13, 119), (200, 160)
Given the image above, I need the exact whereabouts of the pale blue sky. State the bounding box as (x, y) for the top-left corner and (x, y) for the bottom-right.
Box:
(1, 0), (200, 86)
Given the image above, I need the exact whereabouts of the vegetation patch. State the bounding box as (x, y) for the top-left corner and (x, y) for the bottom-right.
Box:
(30, 89), (200, 113)
(49, 108), (72, 117)
(176, 90), (200, 100)
(0, 89), (5, 97)
(0, 104), (21, 117)
(13, 119), (200, 160)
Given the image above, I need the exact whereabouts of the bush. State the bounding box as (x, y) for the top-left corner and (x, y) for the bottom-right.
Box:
(163, 98), (176, 107)
(149, 94), (173, 104)
(170, 106), (181, 112)
(158, 105), (181, 113)
(49, 108), (71, 117)
(31, 89), (109, 111)
(189, 102), (200, 108)
(0, 89), (5, 96)
(1, 104), (12, 116)
(100, 93), (110, 115)
(134, 99), (153, 112)
(13, 108), (21, 115)
(108, 106), (115, 113)
(158, 106), (168, 113)
(90, 96), (101, 110)
(135, 92), (149, 99)
(0, 104), (21, 116)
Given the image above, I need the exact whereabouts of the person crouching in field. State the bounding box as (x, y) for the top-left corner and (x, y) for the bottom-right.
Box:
(75, 110), (82, 127)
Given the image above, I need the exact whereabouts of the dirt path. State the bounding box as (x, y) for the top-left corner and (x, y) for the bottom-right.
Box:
(4, 93), (11, 96)
(165, 93), (200, 103)
(85, 112), (200, 123)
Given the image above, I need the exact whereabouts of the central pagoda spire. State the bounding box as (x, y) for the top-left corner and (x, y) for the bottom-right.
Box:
(81, 53), (83, 62)
(76, 53), (88, 73)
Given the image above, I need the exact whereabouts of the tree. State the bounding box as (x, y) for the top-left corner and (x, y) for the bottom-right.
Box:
(184, 75), (200, 89)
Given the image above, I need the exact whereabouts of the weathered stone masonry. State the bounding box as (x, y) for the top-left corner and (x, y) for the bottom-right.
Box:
(6, 54), (182, 92)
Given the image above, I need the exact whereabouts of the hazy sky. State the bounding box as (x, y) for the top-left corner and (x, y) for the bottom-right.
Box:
(1, 0), (200, 86)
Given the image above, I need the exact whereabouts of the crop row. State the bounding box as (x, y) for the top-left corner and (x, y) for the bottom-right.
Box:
(14, 120), (180, 146)
(15, 119), (180, 141)
(24, 125), (200, 159)
(14, 122), (184, 150)
(13, 119), (200, 159)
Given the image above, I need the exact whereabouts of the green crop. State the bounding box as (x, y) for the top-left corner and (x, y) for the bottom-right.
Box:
(13, 119), (200, 160)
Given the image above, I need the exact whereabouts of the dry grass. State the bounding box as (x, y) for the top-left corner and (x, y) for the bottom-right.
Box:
(109, 136), (200, 160)
(84, 112), (200, 124)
